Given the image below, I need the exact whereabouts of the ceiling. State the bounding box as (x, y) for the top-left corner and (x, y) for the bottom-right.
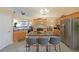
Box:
(7, 7), (79, 17)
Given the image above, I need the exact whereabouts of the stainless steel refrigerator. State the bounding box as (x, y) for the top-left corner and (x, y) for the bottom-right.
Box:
(61, 18), (79, 50)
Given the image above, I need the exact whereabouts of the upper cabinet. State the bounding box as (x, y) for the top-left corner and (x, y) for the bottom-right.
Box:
(56, 11), (79, 25)
(33, 18), (47, 28)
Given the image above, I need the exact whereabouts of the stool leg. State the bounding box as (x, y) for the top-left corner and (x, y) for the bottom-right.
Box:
(54, 45), (57, 52)
(28, 46), (30, 52)
(36, 44), (39, 52)
(46, 45), (48, 52)
(59, 44), (61, 52)
(26, 44), (28, 52)
(26, 44), (30, 52)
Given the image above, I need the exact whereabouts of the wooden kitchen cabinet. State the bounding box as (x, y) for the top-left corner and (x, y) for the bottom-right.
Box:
(13, 30), (27, 42)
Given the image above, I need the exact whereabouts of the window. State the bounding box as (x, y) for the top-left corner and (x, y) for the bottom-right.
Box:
(16, 21), (28, 28)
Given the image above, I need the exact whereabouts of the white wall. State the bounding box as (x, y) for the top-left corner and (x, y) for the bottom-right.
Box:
(0, 13), (13, 50)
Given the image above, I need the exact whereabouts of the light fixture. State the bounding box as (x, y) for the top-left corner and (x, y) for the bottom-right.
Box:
(13, 18), (18, 23)
(40, 8), (49, 15)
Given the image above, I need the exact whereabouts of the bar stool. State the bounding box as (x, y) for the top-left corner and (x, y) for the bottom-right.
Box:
(38, 37), (48, 52)
(49, 36), (61, 52)
(26, 37), (37, 52)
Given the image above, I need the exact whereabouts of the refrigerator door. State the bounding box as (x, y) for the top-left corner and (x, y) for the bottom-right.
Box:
(72, 18), (79, 49)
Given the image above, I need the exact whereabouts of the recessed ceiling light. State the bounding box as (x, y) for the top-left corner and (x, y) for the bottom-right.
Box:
(21, 11), (25, 15)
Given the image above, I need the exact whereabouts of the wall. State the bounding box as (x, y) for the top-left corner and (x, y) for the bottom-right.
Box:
(0, 10), (13, 50)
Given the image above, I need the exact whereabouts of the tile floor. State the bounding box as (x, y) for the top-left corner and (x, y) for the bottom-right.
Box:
(0, 41), (79, 52)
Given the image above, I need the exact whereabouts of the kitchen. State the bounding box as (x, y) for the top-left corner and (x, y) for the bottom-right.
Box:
(0, 7), (79, 52)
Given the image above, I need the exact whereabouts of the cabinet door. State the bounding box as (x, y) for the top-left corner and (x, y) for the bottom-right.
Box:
(0, 13), (13, 50)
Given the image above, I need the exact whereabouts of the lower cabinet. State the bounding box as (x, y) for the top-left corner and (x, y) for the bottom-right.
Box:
(13, 31), (26, 42)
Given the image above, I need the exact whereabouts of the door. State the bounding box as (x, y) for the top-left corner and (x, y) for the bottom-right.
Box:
(72, 18), (79, 49)
(0, 13), (13, 50)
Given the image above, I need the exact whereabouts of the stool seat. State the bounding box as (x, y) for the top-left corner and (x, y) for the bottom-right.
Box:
(37, 37), (49, 52)
(26, 37), (37, 52)
(49, 36), (61, 52)
(38, 37), (48, 45)
(27, 37), (37, 44)
(49, 37), (60, 45)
